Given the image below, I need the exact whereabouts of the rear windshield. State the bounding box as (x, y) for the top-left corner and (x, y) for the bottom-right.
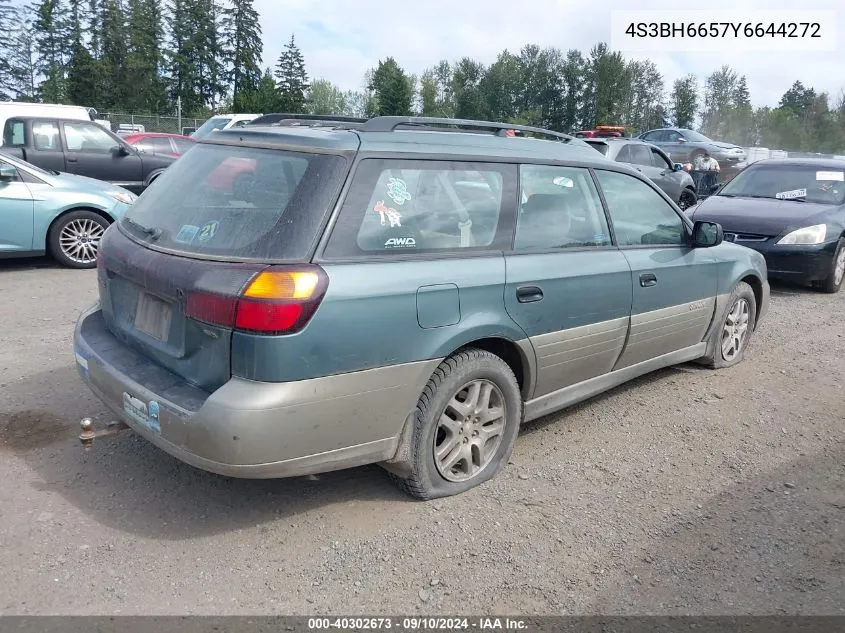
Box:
(585, 141), (609, 155)
(119, 144), (347, 261)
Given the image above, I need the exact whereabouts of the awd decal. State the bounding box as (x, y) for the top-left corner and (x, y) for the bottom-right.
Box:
(384, 237), (416, 248)
(385, 177), (412, 205)
(373, 200), (402, 227)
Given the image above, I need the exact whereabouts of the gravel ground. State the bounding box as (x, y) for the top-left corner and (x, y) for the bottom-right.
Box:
(0, 257), (842, 616)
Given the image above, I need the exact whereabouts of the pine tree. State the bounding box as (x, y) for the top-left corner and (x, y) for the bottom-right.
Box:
(223, 0), (262, 111)
(33, 0), (72, 103)
(671, 74), (699, 129)
(97, 0), (126, 109)
(0, 0), (15, 99)
(194, 0), (226, 110)
(275, 34), (309, 113)
(66, 0), (100, 107)
(126, 0), (166, 112)
(368, 57), (413, 117)
(6, 10), (39, 100)
(165, 0), (201, 114)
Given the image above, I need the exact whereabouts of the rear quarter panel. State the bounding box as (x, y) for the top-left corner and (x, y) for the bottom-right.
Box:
(230, 256), (528, 383)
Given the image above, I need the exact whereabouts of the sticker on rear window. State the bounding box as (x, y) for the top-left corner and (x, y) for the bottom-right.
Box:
(775, 188), (807, 200)
(373, 200), (402, 227)
(816, 171), (844, 181)
(197, 220), (220, 241)
(553, 176), (574, 188)
(175, 224), (199, 243)
(386, 177), (412, 205)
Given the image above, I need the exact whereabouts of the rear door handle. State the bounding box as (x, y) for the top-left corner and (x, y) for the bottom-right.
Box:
(639, 273), (657, 287)
(516, 286), (544, 303)
(66, 155), (77, 163)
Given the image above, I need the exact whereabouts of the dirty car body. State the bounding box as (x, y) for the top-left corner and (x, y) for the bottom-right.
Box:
(74, 116), (770, 499)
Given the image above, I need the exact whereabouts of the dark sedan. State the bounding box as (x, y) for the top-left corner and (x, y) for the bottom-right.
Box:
(687, 158), (845, 293)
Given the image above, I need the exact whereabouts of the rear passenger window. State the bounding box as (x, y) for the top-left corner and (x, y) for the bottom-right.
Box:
(323, 159), (517, 258)
(596, 170), (686, 246)
(33, 122), (61, 151)
(514, 165), (611, 250)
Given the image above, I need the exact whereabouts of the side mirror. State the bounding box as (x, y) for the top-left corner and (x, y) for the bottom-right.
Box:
(692, 221), (723, 247)
(114, 144), (131, 156)
(676, 137), (687, 142)
(673, 163), (683, 172)
(0, 163), (17, 180)
(709, 183), (723, 195)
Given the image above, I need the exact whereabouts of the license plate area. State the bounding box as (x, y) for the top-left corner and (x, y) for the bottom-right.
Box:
(134, 292), (172, 341)
(122, 392), (161, 434)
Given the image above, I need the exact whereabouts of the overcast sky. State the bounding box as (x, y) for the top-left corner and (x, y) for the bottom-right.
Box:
(255, 0), (844, 107)
(10, 0), (842, 108)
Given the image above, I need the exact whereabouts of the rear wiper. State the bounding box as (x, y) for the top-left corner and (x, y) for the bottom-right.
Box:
(123, 217), (162, 239)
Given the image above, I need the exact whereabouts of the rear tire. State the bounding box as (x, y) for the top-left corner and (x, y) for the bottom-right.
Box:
(388, 349), (523, 500)
(48, 210), (110, 269)
(700, 281), (757, 369)
(815, 238), (844, 294)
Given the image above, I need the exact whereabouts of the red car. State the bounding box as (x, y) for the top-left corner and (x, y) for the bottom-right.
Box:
(122, 132), (196, 158)
(124, 132), (255, 193)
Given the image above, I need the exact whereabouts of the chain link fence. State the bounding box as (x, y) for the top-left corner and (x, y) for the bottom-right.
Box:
(95, 112), (207, 135)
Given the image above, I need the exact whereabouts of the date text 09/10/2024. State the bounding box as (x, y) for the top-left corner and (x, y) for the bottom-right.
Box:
(306, 617), (528, 630)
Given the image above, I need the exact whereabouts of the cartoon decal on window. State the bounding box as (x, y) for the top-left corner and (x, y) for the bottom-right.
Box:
(373, 200), (402, 227)
(386, 177), (412, 206)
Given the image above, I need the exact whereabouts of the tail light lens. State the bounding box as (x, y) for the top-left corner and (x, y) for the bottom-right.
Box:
(186, 265), (329, 335)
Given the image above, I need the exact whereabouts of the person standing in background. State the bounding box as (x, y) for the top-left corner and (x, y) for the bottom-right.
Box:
(694, 150), (720, 194)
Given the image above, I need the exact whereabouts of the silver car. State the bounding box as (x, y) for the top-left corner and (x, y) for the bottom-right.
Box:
(585, 138), (699, 210)
(638, 128), (746, 166)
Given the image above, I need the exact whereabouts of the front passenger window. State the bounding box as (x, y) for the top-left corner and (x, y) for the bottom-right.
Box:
(63, 122), (119, 153)
(596, 170), (686, 247)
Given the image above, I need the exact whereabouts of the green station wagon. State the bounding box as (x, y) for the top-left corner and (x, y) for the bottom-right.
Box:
(74, 116), (769, 499)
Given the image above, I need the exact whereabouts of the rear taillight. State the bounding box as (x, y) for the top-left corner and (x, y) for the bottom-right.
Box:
(186, 265), (328, 335)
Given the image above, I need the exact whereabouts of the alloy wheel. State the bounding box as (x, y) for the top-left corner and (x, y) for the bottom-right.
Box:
(59, 218), (105, 265)
(834, 248), (845, 287)
(721, 298), (750, 362)
(433, 379), (507, 482)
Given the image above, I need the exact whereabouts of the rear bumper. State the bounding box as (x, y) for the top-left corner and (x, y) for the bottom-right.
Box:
(74, 303), (438, 478)
(742, 240), (838, 283)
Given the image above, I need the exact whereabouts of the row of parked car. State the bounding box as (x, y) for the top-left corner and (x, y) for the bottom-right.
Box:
(1, 103), (843, 294)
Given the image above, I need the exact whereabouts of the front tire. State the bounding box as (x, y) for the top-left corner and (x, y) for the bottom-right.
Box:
(389, 349), (523, 500)
(700, 281), (757, 369)
(48, 210), (110, 269)
(815, 238), (844, 294)
(678, 188), (697, 210)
